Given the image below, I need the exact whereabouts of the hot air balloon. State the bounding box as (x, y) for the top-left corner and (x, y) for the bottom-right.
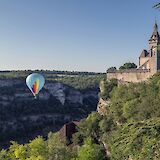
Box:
(26, 73), (45, 98)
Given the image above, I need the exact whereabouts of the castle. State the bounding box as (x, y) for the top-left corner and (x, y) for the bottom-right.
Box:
(107, 22), (160, 83)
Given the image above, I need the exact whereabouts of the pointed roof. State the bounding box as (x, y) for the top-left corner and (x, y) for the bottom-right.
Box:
(149, 21), (160, 42)
(140, 50), (149, 57)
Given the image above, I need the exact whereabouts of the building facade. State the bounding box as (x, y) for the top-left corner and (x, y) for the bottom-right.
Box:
(107, 22), (160, 83)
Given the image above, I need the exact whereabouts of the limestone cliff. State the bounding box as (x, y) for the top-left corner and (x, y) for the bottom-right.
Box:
(97, 98), (110, 115)
(97, 79), (110, 115)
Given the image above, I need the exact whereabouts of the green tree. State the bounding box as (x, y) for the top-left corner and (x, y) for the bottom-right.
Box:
(100, 78), (118, 100)
(47, 132), (75, 160)
(7, 137), (48, 160)
(119, 62), (137, 70)
(0, 149), (10, 160)
(107, 67), (117, 72)
(28, 136), (48, 159)
(76, 138), (106, 160)
(73, 112), (103, 144)
(8, 141), (28, 160)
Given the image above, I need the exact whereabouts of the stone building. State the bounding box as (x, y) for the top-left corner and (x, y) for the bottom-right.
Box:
(107, 22), (160, 83)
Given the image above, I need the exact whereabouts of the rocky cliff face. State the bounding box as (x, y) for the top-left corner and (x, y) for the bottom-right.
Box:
(97, 80), (110, 115)
(0, 79), (99, 148)
(97, 98), (110, 115)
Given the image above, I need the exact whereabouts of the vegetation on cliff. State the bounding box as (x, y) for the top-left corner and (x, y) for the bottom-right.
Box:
(72, 73), (160, 159)
(2, 73), (160, 159)
(109, 118), (160, 160)
(101, 73), (160, 159)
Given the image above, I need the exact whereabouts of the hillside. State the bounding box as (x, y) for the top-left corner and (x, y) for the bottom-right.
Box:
(2, 72), (160, 159)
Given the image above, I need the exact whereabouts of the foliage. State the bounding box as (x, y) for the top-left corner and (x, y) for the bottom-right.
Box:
(98, 74), (160, 159)
(0, 149), (10, 160)
(107, 67), (117, 72)
(72, 111), (116, 157)
(109, 76), (160, 123)
(0, 134), (75, 160)
(109, 118), (160, 160)
(6, 136), (48, 160)
(0, 131), (106, 160)
(100, 78), (118, 100)
(75, 138), (106, 160)
(119, 62), (137, 70)
(47, 133), (75, 160)
(57, 74), (105, 90)
(73, 112), (103, 144)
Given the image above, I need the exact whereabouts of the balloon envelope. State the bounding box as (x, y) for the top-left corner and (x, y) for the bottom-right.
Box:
(26, 73), (45, 98)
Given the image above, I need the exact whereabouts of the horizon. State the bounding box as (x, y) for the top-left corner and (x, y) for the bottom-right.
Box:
(0, 69), (104, 73)
(0, 0), (159, 72)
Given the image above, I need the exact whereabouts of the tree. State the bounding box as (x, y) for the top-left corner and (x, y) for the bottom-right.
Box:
(0, 149), (10, 160)
(107, 67), (117, 72)
(47, 133), (75, 160)
(75, 138), (106, 160)
(28, 136), (48, 159)
(6, 141), (29, 160)
(6, 137), (48, 160)
(100, 78), (118, 100)
(73, 112), (103, 145)
(119, 62), (137, 70)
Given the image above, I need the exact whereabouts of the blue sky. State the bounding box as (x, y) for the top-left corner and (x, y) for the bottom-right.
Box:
(0, 0), (159, 72)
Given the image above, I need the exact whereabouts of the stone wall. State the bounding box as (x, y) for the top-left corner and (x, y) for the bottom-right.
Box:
(107, 69), (153, 83)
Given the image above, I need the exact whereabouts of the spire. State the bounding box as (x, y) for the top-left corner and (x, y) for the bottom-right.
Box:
(149, 21), (160, 42)
(154, 20), (158, 32)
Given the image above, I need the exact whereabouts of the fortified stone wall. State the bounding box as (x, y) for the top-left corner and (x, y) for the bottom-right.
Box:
(107, 69), (153, 83)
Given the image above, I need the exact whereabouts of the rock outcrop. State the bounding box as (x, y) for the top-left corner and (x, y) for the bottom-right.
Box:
(97, 98), (110, 115)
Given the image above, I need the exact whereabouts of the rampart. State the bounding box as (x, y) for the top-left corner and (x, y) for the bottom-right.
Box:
(107, 69), (153, 83)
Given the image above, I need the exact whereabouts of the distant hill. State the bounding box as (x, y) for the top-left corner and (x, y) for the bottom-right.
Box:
(0, 70), (104, 77)
(0, 70), (105, 90)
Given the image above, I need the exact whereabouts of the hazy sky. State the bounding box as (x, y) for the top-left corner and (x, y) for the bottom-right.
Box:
(0, 0), (159, 72)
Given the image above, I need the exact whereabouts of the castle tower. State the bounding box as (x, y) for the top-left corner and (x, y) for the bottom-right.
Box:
(148, 22), (160, 73)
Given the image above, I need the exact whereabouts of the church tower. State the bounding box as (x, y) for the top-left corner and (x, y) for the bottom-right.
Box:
(148, 22), (160, 73)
